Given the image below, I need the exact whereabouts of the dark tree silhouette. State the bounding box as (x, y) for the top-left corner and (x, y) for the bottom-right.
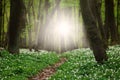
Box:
(0, 0), (3, 47)
(80, 0), (108, 63)
(117, 0), (120, 28)
(105, 0), (119, 44)
(89, 0), (107, 49)
(8, 0), (25, 54)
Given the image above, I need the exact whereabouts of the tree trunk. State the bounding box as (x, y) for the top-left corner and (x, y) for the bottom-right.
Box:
(105, 0), (119, 44)
(8, 0), (25, 54)
(96, 0), (107, 48)
(38, 0), (50, 50)
(2, 0), (6, 47)
(89, 0), (107, 49)
(37, 0), (61, 50)
(80, 0), (108, 63)
(27, 0), (33, 51)
(34, 0), (42, 51)
(0, 0), (3, 47)
(117, 0), (120, 28)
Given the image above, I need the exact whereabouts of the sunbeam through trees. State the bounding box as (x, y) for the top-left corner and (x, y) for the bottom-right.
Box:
(0, 0), (120, 79)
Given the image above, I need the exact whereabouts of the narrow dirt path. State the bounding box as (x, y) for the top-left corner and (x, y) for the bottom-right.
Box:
(29, 57), (67, 80)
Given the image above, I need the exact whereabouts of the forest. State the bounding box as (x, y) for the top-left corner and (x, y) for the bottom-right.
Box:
(0, 0), (120, 80)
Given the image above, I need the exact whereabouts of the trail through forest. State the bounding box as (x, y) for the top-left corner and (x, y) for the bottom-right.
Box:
(29, 57), (67, 80)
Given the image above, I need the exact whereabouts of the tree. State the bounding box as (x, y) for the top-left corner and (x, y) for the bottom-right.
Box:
(89, 0), (107, 49)
(37, 0), (50, 50)
(34, 0), (42, 51)
(97, 0), (108, 48)
(8, 0), (26, 54)
(0, 0), (3, 47)
(117, 0), (120, 28)
(37, 0), (61, 51)
(80, 0), (108, 63)
(105, 0), (119, 44)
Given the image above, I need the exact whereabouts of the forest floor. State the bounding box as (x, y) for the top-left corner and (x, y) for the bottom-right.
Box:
(0, 45), (120, 80)
(0, 50), (60, 80)
(29, 57), (67, 80)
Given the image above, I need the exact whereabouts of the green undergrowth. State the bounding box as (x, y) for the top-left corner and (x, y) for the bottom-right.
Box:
(0, 50), (59, 80)
(49, 45), (120, 80)
(1, 45), (120, 80)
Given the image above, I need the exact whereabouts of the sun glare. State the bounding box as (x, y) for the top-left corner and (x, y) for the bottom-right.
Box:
(58, 24), (69, 36)
(56, 21), (70, 37)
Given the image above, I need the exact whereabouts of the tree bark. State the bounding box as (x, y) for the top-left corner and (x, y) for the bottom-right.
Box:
(8, 0), (25, 54)
(0, 0), (3, 47)
(96, 1), (106, 39)
(89, 0), (107, 49)
(80, 0), (108, 63)
(105, 0), (119, 44)
(117, 0), (120, 28)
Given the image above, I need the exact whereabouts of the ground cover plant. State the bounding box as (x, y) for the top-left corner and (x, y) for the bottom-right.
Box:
(49, 45), (120, 80)
(0, 45), (120, 80)
(0, 50), (59, 80)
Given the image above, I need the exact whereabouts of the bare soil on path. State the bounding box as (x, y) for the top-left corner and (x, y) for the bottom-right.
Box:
(29, 57), (67, 80)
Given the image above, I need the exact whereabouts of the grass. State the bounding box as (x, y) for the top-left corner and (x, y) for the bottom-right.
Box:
(49, 45), (120, 80)
(0, 50), (59, 80)
(0, 45), (120, 80)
